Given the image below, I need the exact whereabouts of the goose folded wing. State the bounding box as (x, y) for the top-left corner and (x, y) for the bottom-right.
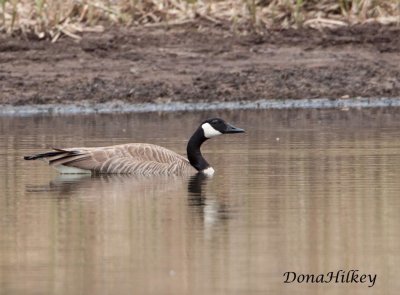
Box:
(49, 144), (192, 175)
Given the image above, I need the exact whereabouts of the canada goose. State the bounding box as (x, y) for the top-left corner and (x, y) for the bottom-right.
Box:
(24, 118), (244, 176)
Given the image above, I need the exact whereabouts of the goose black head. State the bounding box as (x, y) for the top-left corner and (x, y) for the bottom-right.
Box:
(200, 118), (245, 138)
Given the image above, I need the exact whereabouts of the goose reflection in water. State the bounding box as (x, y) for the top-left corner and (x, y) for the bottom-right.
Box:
(26, 174), (189, 198)
(187, 173), (232, 229)
(26, 173), (232, 229)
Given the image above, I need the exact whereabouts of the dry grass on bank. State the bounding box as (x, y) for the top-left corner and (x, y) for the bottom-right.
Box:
(0, 0), (399, 41)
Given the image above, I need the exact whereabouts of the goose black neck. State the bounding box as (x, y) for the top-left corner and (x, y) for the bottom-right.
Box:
(187, 128), (209, 171)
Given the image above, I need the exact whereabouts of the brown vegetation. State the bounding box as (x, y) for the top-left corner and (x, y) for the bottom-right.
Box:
(0, 0), (399, 41)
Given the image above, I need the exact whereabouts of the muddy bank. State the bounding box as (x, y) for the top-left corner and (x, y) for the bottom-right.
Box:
(1, 22), (400, 107)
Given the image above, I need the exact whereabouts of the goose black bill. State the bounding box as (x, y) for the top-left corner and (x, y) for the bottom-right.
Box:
(224, 123), (245, 134)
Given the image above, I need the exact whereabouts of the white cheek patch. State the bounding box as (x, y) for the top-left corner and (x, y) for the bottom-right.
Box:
(202, 123), (222, 138)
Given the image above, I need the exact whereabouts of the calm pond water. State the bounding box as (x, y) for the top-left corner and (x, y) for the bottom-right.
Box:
(1, 109), (400, 295)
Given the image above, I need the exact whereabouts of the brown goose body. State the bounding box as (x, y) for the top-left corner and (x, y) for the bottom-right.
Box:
(26, 143), (196, 176)
(24, 118), (245, 176)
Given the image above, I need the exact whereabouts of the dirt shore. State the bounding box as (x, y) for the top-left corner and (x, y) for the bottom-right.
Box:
(1, 22), (400, 106)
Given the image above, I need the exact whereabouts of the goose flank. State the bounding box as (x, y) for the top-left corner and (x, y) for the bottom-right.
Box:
(24, 118), (245, 176)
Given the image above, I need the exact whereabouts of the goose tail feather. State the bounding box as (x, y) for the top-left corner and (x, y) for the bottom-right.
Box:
(24, 151), (65, 160)
(23, 148), (79, 161)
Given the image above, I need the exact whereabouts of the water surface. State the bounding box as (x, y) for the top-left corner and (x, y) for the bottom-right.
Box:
(1, 109), (399, 294)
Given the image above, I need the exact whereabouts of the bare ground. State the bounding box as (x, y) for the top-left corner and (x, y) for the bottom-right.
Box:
(1, 22), (400, 106)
